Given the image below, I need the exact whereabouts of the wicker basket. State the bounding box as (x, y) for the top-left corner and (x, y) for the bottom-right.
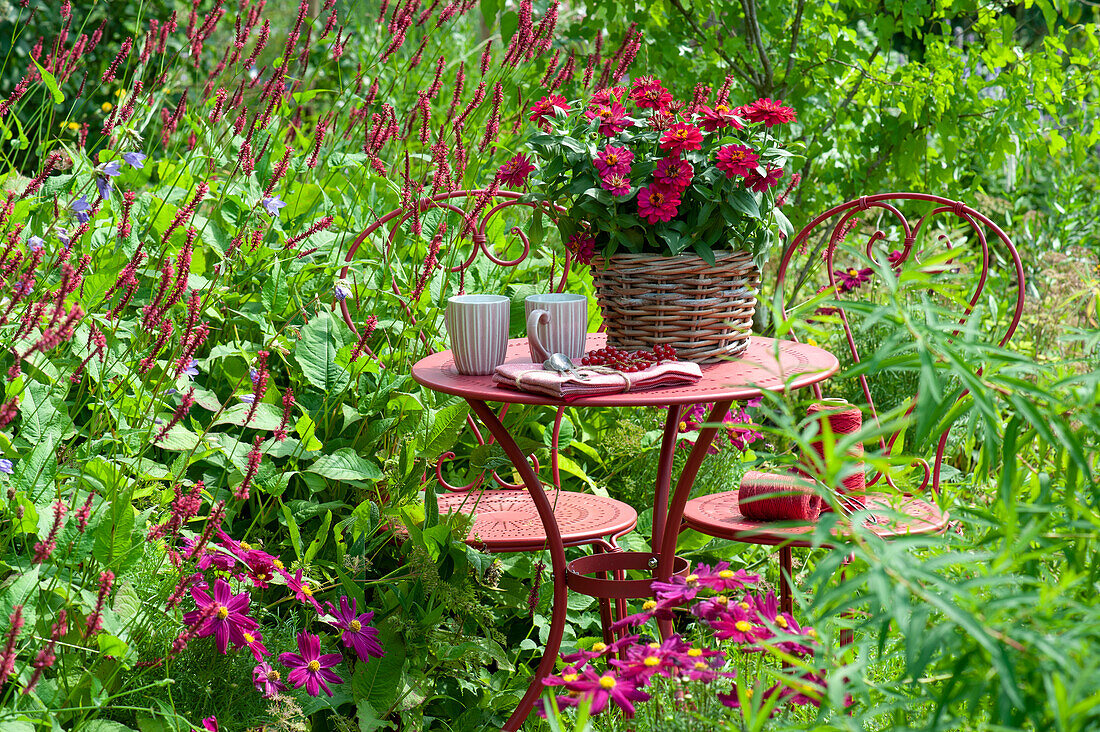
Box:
(591, 250), (761, 363)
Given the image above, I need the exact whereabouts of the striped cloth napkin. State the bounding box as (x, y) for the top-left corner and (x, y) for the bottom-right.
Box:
(493, 360), (702, 401)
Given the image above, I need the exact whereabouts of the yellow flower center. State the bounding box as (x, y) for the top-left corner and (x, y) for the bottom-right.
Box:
(679, 421), (688, 431)
(848, 268), (859, 276)
(648, 642), (660, 650)
(216, 606), (229, 620)
(307, 660), (320, 672)
(267, 669), (281, 681)
(606, 154), (618, 165)
(687, 648), (703, 657)
(598, 675), (616, 690)
(592, 642), (607, 652)
(746, 687), (754, 699)
(301, 584), (313, 597)
(675, 130), (688, 139)
(694, 661), (707, 670)
(738, 602), (751, 610)
(239, 541), (252, 551)
(734, 620), (754, 633)
(273, 559), (284, 570)
(562, 673), (578, 682)
(243, 633), (255, 643)
(685, 574), (698, 584)
(650, 192), (665, 205)
(718, 570), (735, 579)
(716, 595), (729, 605)
(350, 620), (362, 632)
(775, 616), (788, 629)
(67, 121), (80, 131)
(642, 600), (657, 611)
(643, 655), (660, 667)
(807, 627), (817, 639)
(101, 102), (113, 112)
(715, 105), (730, 113)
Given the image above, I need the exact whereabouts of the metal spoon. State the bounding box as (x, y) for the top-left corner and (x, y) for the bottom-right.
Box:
(543, 353), (588, 380)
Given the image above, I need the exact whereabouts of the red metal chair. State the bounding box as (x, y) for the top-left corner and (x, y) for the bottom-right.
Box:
(681, 193), (1026, 613)
(336, 189), (637, 635)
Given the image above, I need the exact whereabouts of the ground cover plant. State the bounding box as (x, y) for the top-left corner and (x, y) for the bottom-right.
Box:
(0, 0), (1098, 731)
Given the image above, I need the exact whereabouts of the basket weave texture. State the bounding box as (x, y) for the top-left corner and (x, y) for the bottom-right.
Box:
(591, 250), (761, 363)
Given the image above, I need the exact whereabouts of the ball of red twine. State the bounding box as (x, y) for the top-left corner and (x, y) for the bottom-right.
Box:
(738, 471), (823, 522)
(806, 400), (865, 495)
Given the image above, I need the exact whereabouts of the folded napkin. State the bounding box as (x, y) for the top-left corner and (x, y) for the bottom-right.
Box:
(738, 470), (823, 522)
(493, 360), (702, 401)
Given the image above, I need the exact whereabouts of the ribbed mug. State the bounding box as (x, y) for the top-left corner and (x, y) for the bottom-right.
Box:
(445, 294), (510, 375)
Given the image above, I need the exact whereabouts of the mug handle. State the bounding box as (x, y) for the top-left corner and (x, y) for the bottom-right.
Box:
(527, 308), (551, 363)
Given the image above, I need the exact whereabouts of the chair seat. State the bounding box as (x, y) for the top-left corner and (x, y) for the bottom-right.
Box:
(682, 490), (949, 547)
(437, 490), (638, 552)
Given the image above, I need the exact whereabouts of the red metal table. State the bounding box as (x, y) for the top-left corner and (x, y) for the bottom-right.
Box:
(411, 333), (839, 730)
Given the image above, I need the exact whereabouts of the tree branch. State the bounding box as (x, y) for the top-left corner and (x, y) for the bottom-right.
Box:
(781, 0), (807, 95)
(739, 0), (774, 94)
(667, 0), (757, 87)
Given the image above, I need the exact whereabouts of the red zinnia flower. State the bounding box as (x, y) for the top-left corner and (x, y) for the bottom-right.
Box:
(653, 156), (694, 190)
(590, 85), (628, 106)
(584, 103), (630, 136)
(697, 104), (743, 131)
(600, 172), (632, 197)
(528, 94), (569, 126)
(715, 145), (759, 178)
(279, 631), (344, 697)
(628, 78), (672, 110)
(658, 123), (703, 155)
(637, 185), (681, 224)
(593, 145), (633, 177)
(742, 97), (796, 127)
(182, 578), (258, 654)
(495, 153), (536, 188)
(566, 232), (596, 264)
(743, 166), (784, 193)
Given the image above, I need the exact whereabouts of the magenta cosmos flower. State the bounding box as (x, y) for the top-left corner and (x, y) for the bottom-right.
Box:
(637, 185), (680, 225)
(253, 660), (288, 698)
(593, 145), (633, 177)
(235, 628), (268, 661)
(281, 568), (324, 612)
(585, 103), (630, 136)
(836, 266), (873, 293)
(326, 596), (385, 661)
(278, 632), (344, 697)
(182, 578), (258, 654)
(716, 145), (759, 178)
(742, 97), (797, 127)
(659, 123), (704, 155)
(600, 173), (632, 197)
(694, 562), (760, 593)
(744, 166), (784, 193)
(653, 156), (694, 190)
(496, 153), (536, 188)
(559, 668), (651, 715)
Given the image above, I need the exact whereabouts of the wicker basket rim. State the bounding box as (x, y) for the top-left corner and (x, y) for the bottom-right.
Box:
(592, 250), (753, 266)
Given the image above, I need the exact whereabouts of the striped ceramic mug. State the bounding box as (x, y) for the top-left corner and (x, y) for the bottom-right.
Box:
(525, 293), (588, 363)
(445, 294), (511, 375)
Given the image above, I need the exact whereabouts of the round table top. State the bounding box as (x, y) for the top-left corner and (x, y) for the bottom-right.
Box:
(411, 334), (839, 407)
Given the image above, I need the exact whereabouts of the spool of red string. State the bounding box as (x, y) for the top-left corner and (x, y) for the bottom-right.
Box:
(806, 399), (865, 495)
(738, 471), (823, 522)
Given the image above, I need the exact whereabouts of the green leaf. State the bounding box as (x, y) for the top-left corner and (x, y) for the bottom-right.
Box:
(294, 312), (350, 393)
(0, 565), (40, 633)
(261, 259), (289, 314)
(92, 484), (135, 569)
(281, 503), (302, 559)
(352, 630), (407, 714)
(419, 400), (469, 461)
(31, 58), (64, 104)
(213, 403), (284, 430)
(304, 510), (333, 562)
(307, 448), (383, 483)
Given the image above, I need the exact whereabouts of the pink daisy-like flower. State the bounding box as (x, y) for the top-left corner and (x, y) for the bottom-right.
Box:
(278, 631), (344, 697)
(658, 123), (704, 155)
(253, 660), (288, 698)
(742, 97), (797, 127)
(561, 634), (639, 665)
(281, 568), (324, 612)
(611, 636), (689, 681)
(836, 266), (873, 293)
(182, 578), (258, 654)
(715, 145), (759, 178)
(710, 605), (768, 644)
(585, 103), (630, 136)
(566, 232), (596, 265)
(528, 95), (570, 126)
(547, 667), (651, 715)
(600, 172), (632, 197)
(697, 104), (743, 131)
(744, 166), (784, 193)
(496, 153), (536, 188)
(611, 597), (680, 631)
(693, 562), (761, 593)
(651, 571), (702, 603)
(637, 185), (681, 224)
(235, 628), (268, 661)
(325, 596), (385, 661)
(199, 717), (219, 732)
(628, 78), (673, 110)
(653, 156), (694, 190)
(593, 145), (633, 177)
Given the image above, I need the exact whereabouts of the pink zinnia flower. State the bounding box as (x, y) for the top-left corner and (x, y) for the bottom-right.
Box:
(528, 94), (570, 126)
(279, 631), (344, 697)
(590, 85), (628, 106)
(637, 185), (681, 224)
(715, 145), (759, 178)
(325, 596), (385, 661)
(593, 145), (633, 176)
(600, 172), (632, 197)
(652, 156), (694, 190)
(697, 104), (743, 131)
(742, 97), (796, 127)
(253, 660), (288, 698)
(566, 232), (596, 265)
(744, 166), (784, 193)
(495, 153), (536, 188)
(584, 103), (630, 136)
(628, 78), (672, 110)
(182, 578), (258, 654)
(658, 123), (703, 155)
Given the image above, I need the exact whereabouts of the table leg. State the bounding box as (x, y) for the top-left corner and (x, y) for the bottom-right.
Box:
(779, 545), (794, 616)
(654, 400), (734, 624)
(651, 406), (684, 552)
(464, 399), (568, 732)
